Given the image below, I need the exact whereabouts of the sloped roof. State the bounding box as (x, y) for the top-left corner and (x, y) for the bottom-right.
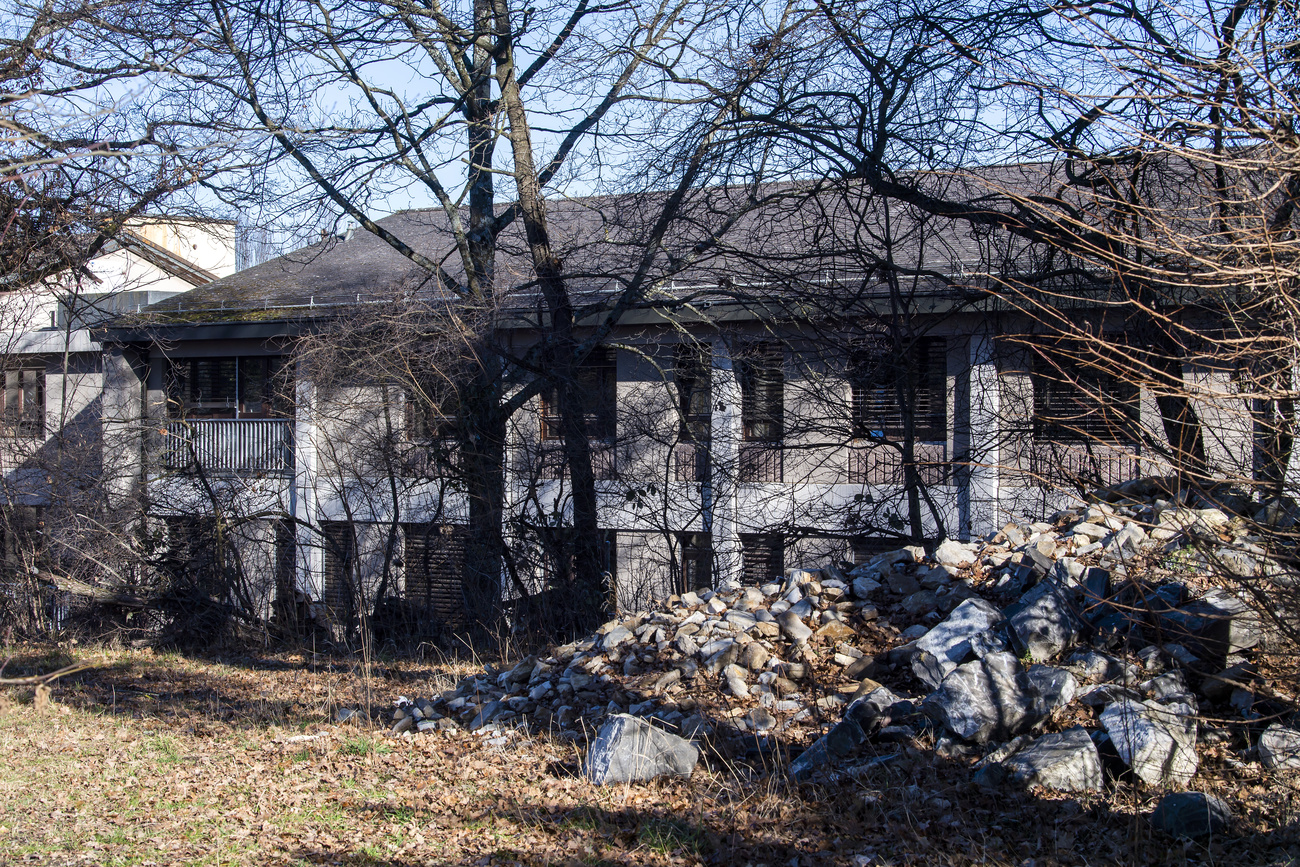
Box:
(110, 165), (1105, 332)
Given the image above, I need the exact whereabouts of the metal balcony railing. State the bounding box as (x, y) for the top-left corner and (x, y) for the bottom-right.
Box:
(848, 440), (950, 486)
(161, 419), (294, 475)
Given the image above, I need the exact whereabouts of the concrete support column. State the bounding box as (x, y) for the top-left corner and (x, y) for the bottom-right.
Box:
(967, 330), (1002, 539)
(293, 369), (323, 599)
(710, 339), (742, 587)
(101, 346), (146, 511)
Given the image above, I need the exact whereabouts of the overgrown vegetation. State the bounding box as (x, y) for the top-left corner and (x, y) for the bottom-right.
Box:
(0, 643), (1297, 865)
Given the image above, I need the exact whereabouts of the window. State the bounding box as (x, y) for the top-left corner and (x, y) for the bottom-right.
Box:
(737, 344), (783, 442)
(167, 356), (291, 419)
(676, 532), (712, 593)
(851, 337), (946, 441)
(1, 366), (43, 437)
(406, 376), (457, 442)
(675, 344), (712, 443)
(321, 521), (358, 620)
(541, 347), (616, 441)
(403, 524), (467, 626)
(1032, 348), (1138, 444)
(740, 533), (784, 585)
(674, 344), (712, 482)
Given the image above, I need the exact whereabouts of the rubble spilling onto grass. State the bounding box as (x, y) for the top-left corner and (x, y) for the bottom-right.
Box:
(388, 476), (1300, 830)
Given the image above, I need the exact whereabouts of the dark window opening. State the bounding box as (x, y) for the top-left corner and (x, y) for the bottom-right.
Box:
(2, 366), (44, 437)
(321, 521), (357, 621)
(541, 347), (616, 441)
(737, 344), (783, 442)
(740, 533), (784, 585)
(675, 343), (712, 444)
(403, 524), (467, 627)
(1032, 347), (1138, 444)
(406, 376), (457, 443)
(674, 343), (712, 483)
(851, 337), (946, 441)
(167, 356), (291, 419)
(676, 532), (712, 593)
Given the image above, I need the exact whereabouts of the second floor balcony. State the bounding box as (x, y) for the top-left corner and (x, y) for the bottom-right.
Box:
(161, 418), (294, 476)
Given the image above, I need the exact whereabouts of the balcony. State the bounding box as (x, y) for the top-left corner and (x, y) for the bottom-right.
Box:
(161, 419), (294, 475)
(848, 440), (949, 486)
(1018, 439), (1140, 488)
(739, 442), (783, 483)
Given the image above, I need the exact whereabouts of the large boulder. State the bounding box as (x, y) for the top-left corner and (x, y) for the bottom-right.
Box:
(1006, 579), (1081, 663)
(789, 687), (903, 781)
(912, 598), (1005, 690)
(583, 714), (699, 785)
(922, 652), (1044, 744)
(1002, 728), (1103, 792)
(1258, 724), (1300, 771)
(1150, 792), (1232, 839)
(1100, 699), (1198, 786)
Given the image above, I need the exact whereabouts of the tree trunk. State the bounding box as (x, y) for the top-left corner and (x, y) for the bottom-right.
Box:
(496, 31), (607, 635)
(461, 381), (507, 629)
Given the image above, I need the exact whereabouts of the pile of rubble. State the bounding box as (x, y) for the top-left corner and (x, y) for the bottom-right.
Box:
(389, 477), (1300, 832)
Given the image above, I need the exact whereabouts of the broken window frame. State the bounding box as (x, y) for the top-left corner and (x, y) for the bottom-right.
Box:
(166, 355), (292, 420)
(1, 365), (44, 438)
(850, 336), (947, 442)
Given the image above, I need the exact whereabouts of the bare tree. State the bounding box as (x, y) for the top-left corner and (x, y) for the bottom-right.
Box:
(74, 0), (804, 637)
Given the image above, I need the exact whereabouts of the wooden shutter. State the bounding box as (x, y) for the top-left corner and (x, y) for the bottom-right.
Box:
(740, 533), (784, 585)
(852, 337), (946, 440)
(403, 524), (467, 626)
(321, 521), (356, 618)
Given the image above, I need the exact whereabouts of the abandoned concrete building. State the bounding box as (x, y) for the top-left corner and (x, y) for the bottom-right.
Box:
(71, 186), (1259, 637)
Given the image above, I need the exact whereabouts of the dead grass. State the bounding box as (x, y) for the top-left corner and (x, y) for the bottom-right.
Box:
(0, 642), (1296, 866)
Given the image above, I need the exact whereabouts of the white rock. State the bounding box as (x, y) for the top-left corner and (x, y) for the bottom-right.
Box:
(1259, 724), (1300, 770)
(1100, 699), (1198, 786)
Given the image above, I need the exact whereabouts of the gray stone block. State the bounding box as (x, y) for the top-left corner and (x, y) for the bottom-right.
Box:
(1006, 580), (1082, 662)
(1150, 792), (1232, 839)
(1259, 724), (1300, 770)
(1002, 728), (1103, 792)
(1100, 698), (1198, 786)
(912, 598), (1005, 689)
(583, 714), (699, 785)
(922, 651), (1042, 744)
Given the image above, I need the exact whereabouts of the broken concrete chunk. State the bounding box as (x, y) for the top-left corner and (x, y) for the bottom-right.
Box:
(913, 597), (1005, 689)
(1002, 728), (1103, 792)
(583, 714), (699, 785)
(1258, 724), (1300, 770)
(1100, 698), (1198, 786)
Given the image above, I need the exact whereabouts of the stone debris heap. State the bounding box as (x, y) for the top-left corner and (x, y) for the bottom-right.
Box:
(389, 476), (1298, 817)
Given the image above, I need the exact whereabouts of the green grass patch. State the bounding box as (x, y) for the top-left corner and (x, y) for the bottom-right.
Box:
(636, 817), (710, 856)
(145, 733), (183, 764)
(341, 735), (391, 758)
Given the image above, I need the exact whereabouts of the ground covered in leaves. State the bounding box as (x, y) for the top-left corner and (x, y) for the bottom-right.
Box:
(0, 643), (1297, 866)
